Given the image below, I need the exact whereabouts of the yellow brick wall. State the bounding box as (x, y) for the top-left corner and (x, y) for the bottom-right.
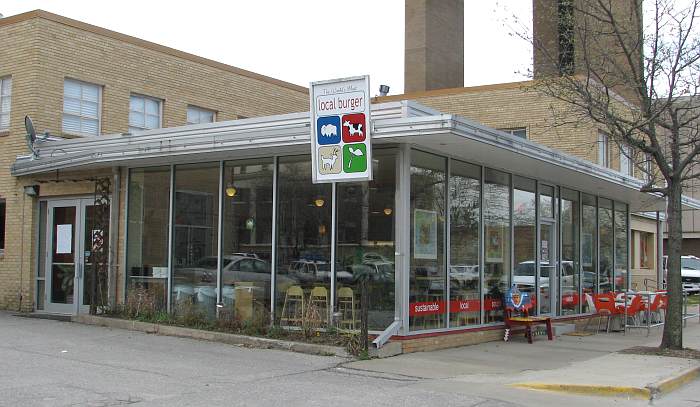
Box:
(0, 14), (308, 311)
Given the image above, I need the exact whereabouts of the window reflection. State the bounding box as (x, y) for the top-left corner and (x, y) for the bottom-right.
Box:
(581, 194), (598, 310)
(614, 203), (628, 292)
(172, 163), (220, 318)
(599, 198), (614, 293)
(275, 156), (332, 327)
(336, 149), (396, 331)
(449, 160), (481, 326)
(484, 169), (510, 322)
(126, 166), (171, 311)
(512, 177), (536, 312)
(221, 159), (274, 322)
(560, 188), (580, 315)
(409, 151), (446, 331)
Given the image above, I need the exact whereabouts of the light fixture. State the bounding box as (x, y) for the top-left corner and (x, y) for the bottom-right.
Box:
(318, 224), (327, 235)
(383, 207), (393, 216)
(23, 185), (39, 196)
(314, 198), (325, 207)
(379, 84), (390, 96)
(245, 218), (255, 230)
(225, 185), (237, 197)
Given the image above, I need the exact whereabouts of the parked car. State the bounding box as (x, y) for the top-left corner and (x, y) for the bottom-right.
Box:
(663, 255), (700, 294)
(288, 260), (353, 284)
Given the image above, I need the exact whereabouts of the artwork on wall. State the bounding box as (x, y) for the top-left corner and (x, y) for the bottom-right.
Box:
(414, 209), (437, 260)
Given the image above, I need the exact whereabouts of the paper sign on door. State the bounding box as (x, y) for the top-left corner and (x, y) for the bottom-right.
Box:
(56, 224), (72, 254)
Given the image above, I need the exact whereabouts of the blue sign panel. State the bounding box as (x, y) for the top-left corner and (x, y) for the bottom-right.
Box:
(316, 116), (341, 145)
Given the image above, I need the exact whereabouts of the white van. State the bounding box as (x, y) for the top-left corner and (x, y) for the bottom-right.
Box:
(664, 255), (700, 294)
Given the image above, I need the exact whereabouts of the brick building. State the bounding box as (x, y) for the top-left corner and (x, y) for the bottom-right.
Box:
(0, 10), (308, 311)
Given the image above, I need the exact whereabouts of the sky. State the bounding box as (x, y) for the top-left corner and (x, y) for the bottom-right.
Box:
(1, 1), (533, 95)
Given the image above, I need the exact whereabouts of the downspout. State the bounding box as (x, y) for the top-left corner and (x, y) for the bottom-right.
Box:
(107, 167), (120, 308)
(372, 319), (402, 349)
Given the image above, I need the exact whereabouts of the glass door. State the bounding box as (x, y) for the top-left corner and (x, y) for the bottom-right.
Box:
(539, 219), (557, 315)
(44, 199), (107, 314)
(45, 200), (81, 314)
(81, 201), (110, 312)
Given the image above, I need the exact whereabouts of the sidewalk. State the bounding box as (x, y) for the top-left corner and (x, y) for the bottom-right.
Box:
(345, 320), (700, 400)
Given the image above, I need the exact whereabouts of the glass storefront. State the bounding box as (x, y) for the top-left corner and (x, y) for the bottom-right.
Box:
(483, 169), (510, 323)
(123, 146), (631, 333)
(448, 160), (481, 327)
(221, 159), (274, 321)
(512, 177), (536, 312)
(126, 166), (171, 311)
(171, 163), (220, 318)
(409, 151), (446, 330)
(560, 188), (580, 315)
(275, 156), (332, 327)
(336, 149), (396, 331)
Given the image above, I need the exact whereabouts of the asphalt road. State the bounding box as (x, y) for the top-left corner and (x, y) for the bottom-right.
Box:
(1, 312), (698, 407)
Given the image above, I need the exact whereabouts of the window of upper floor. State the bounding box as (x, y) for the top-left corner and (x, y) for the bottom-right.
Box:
(501, 127), (527, 139)
(63, 79), (101, 136)
(187, 105), (216, 125)
(598, 131), (610, 168)
(129, 94), (162, 133)
(619, 144), (633, 176)
(0, 76), (12, 131)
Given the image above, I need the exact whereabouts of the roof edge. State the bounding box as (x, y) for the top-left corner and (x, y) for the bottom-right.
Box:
(0, 9), (308, 95)
(374, 80), (535, 103)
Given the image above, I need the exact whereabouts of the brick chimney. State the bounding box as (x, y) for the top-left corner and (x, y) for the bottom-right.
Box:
(404, 0), (464, 93)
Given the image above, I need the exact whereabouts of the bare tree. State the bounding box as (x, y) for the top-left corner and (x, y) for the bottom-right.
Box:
(518, 0), (700, 349)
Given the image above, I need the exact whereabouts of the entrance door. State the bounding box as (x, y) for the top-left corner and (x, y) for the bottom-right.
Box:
(44, 199), (109, 314)
(538, 219), (557, 315)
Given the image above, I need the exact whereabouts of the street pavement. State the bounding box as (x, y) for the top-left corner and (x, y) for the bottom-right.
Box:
(1, 311), (699, 406)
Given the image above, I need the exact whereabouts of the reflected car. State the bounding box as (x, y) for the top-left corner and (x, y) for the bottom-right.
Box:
(348, 261), (394, 283)
(288, 260), (353, 284)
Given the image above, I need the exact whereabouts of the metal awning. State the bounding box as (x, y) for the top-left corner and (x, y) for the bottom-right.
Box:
(12, 100), (698, 213)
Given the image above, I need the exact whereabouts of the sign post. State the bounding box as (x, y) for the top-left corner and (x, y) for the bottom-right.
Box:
(310, 75), (372, 184)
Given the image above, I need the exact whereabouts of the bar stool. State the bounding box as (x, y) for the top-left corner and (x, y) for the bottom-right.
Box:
(280, 285), (305, 326)
(337, 287), (356, 330)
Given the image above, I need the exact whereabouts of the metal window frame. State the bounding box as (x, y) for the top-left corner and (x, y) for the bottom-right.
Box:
(270, 156), (279, 323)
(166, 164), (175, 312)
(397, 144), (411, 334)
(216, 161), (224, 310)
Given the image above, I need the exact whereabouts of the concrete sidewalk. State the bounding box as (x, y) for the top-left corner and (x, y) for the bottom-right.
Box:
(345, 321), (700, 400)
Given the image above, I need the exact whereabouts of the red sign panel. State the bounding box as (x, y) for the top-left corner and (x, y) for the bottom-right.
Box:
(341, 113), (366, 143)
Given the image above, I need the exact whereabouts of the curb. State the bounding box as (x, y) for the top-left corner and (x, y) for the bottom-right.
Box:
(72, 314), (351, 359)
(510, 383), (651, 399)
(512, 365), (700, 400)
(647, 365), (700, 399)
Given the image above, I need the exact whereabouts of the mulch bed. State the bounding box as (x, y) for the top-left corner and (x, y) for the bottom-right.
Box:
(619, 346), (700, 359)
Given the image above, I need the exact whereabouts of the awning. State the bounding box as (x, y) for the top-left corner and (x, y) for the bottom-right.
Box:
(13, 101), (696, 213)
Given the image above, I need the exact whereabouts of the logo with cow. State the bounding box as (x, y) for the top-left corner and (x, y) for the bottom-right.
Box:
(341, 113), (366, 143)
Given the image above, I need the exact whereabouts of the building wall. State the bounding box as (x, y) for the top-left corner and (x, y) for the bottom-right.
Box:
(0, 11), (308, 311)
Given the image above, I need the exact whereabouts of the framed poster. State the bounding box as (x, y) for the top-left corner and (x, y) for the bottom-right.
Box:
(582, 233), (593, 267)
(414, 209), (437, 260)
(486, 226), (504, 263)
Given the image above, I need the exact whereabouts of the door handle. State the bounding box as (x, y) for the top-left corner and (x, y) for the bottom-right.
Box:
(78, 263), (83, 279)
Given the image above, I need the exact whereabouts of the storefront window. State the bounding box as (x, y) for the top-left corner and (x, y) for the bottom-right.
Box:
(171, 163), (220, 318)
(614, 202), (628, 292)
(560, 188), (580, 315)
(512, 177), (536, 310)
(538, 184), (556, 314)
(221, 159), (274, 322)
(449, 160), (481, 327)
(336, 149), (396, 331)
(409, 150), (446, 330)
(275, 156), (332, 327)
(484, 168), (510, 322)
(126, 166), (171, 311)
(599, 198), (614, 293)
(581, 194), (597, 310)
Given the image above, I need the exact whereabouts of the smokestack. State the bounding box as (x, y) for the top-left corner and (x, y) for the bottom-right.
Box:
(404, 0), (464, 93)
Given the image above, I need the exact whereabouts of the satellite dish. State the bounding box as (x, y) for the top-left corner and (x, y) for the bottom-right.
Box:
(25, 115), (39, 158)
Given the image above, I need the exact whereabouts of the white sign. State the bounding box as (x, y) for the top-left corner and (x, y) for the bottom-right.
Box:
(310, 75), (372, 183)
(56, 224), (72, 254)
